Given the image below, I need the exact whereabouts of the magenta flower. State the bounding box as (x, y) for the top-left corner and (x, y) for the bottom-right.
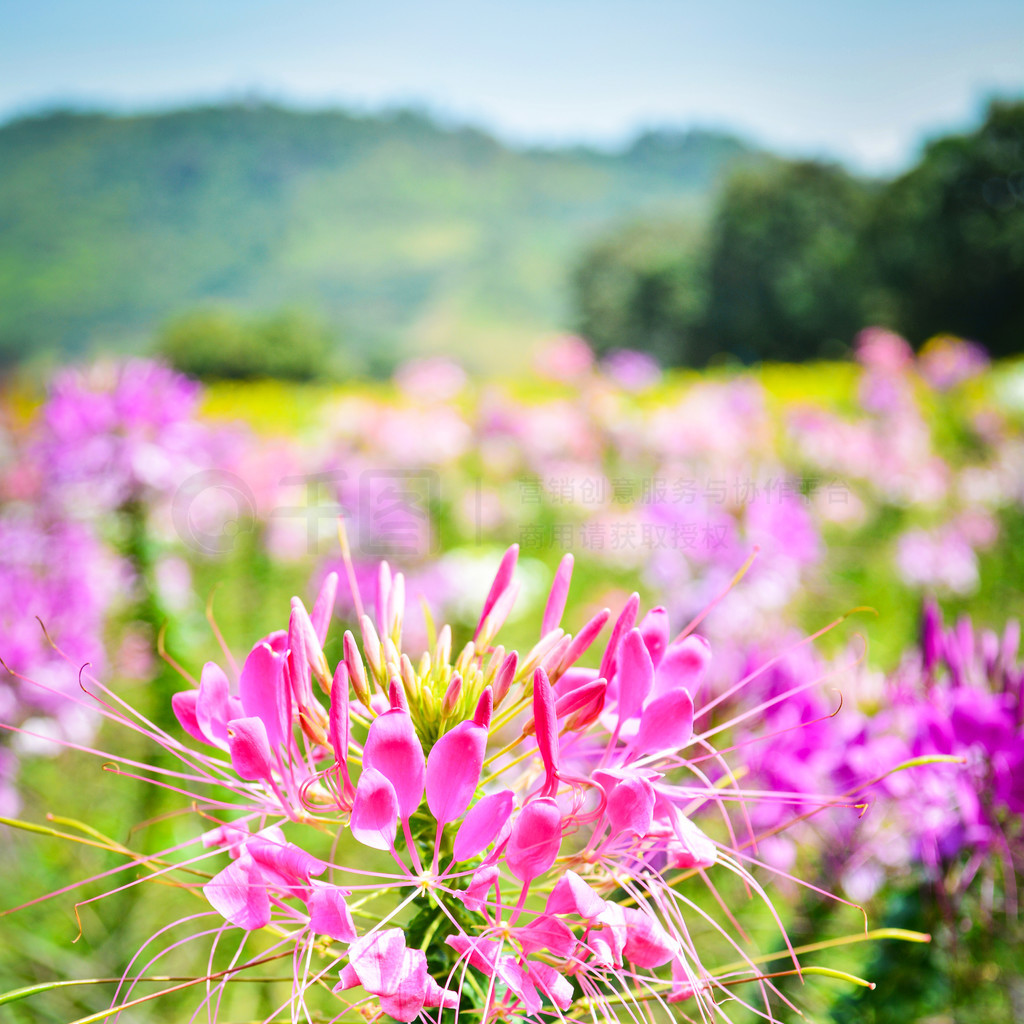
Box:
(918, 335), (990, 391)
(601, 349), (662, 392)
(36, 358), (216, 511)
(8, 543), (881, 1023)
(0, 510), (122, 812)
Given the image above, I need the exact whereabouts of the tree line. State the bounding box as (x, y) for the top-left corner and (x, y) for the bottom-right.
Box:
(573, 100), (1024, 364)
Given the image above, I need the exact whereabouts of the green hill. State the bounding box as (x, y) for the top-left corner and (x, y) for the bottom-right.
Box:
(0, 103), (760, 371)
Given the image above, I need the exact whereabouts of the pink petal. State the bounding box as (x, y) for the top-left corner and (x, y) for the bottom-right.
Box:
(480, 580), (520, 640)
(196, 662), (233, 749)
(598, 592), (639, 681)
(422, 976), (460, 1009)
(556, 607), (610, 676)
(333, 964), (360, 992)
(171, 690), (206, 745)
(667, 804), (717, 869)
(456, 864), (499, 913)
(545, 870), (607, 919)
(669, 960), (705, 1002)
(532, 669), (559, 797)
(492, 651), (518, 706)
(555, 677), (607, 730)
(497, 957), (540, 1014)
(529, 961), (574, 1010)
(506, 798), (562, 883)
(363, 708), (425, 820)
(308, 884), (357, 942)
(587, 930), (618, 968)
(351, 766), (399, 851)
(472, 686), (493, 729)
(552, 666), (598, 698)
(607, 776), (655, 837)
(638, 606), (670, 668)
(201, 822), (249, 856)
(541, 553), (574, 636)
(653, 634), (711, 699)
(516, 914), (576, 957)
(263, 628), (289, 655)
(227, 716), (276, 781)
(347, 928), (407, 994)
(425, 720), (486, 826)
(248, 837), (326, 888)
(592, 902), (627, 967)
(616, 628), (654, 724)
(329, 663), (352, 792)
(239, 641), (289, 749)
(287, 600), (313, 708)
(633, 688), (694, 756)
(453, 789), (515, 861)
(378, 950), (429, 1023)
(204, 855), (271, 930)
(475, 544), (519, 638)
(253, 824), (287, 847)
(623, 907), (678, 967)
(446, 932), (501, 973)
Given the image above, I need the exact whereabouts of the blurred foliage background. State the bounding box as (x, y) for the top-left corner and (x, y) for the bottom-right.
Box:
(575, 100), (1024, 366)
(2, 99), (1022, 378)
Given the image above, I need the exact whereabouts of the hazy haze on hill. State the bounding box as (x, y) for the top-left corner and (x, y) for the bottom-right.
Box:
(0, 103), (761, 371)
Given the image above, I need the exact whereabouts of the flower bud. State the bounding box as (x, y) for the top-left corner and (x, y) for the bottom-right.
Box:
(435, 624), (452, 668)
(473, 686), (493, 729)
(493, 651), (518, 707)
(474, 544), (518, 642)
(554, 608), (610, 681)
(455, 640), (476, 676)
(343, 631), (371, 710)
(382, 636), (401, 681)
(542, 553), (574, 636)
(400, 653), (417, 698)
(485, 644), (505, 684)
(418, 651), (431, 678)
(558, 677), (608, 733)
(359, 614), (383, 679)
(442, 673), (462, 715)
(388, 678), (409, 713)
(291, 596), (332, 694)
(541, 633), (573, 678)
(476, 582), (520, 648)
(519, 628), (564, 679)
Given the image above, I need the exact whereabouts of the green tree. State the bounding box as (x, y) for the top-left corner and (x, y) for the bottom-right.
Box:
(868, 99), (1024, 356)
(572, 219), (708, 365)
(157, 307), (339, 380)
(697, 159), (874, 364)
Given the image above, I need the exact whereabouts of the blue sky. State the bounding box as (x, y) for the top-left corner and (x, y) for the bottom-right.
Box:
(2, 0), (1022, 171)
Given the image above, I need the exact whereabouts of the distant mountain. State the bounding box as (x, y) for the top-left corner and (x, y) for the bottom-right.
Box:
(0, 103), (763, 371)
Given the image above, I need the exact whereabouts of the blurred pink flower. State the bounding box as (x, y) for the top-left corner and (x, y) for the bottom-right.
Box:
(531, 334), (595, 380)
(394, 356), (468, 402)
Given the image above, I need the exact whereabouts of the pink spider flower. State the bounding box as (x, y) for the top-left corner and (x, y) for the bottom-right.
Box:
(6, 542), (870, 1023)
